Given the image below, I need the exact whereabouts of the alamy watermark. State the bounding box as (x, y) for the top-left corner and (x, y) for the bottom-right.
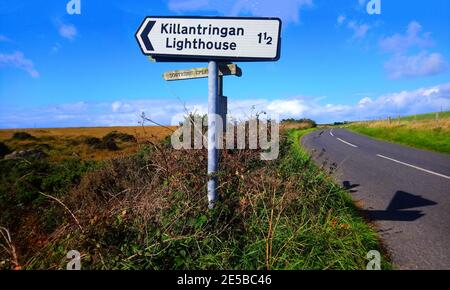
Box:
(66, 250), (81, 270)
(170, 114), (280, 161)
(366, 0), (381, 15)
(66, 0), (81, 15)
(67, 0), (380, 16)
(366, 250), (381, 270)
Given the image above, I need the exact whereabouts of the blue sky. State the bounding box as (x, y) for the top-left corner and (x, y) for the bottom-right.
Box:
(0, 0), (449, 128)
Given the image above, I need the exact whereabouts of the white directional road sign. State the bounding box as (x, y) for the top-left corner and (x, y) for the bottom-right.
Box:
(136, 16), (281, 62)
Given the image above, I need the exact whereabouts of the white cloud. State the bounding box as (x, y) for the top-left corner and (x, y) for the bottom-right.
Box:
(1, 84), (449, 128)
(347, 21), (370, 39)
(59, 23), (77, 40)
(353, 83), (450, 118)
(280, 83), (450, 122)
(116, 84), (449, 124)
(380, 21), (446, 79)
(384, 51), (447, 79)
(358, 97), (373, 107)
(111, 101), (122, 112)
(56, 101), (88, 111)
(379, 21), (433, 53)
(111, 101), (135, 113)
(337, 15), (346, 25)
(336, 16), (370, 39)
(266, 99), (309, 115)
(168, 0), (313, 23)
(0, 51), (39, 78)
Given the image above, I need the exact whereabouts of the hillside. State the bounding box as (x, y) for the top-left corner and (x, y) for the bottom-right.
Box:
(347, 111), (450, 154)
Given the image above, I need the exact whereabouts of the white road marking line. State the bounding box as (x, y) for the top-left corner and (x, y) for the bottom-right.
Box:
(330, 129), (334, 137)
(376, 154), (450, 180)
(337, 137), (358, 148)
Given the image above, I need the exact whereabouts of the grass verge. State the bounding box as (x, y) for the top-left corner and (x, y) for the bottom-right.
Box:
(281, 128), (391, 269)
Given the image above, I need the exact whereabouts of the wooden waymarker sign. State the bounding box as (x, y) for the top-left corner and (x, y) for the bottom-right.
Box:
(163, 63), (242, 81)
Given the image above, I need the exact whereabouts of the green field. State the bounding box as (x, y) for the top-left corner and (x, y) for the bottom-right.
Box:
(395, 110), (450, 122)
(347, 111), (450, 154)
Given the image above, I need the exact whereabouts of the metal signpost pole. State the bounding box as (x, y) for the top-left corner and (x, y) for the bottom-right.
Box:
(207, 60), (219, 208)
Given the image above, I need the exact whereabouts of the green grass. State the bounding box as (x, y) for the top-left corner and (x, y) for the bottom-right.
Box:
(348, 111), (450, 154)
(396, 110), (450, 122)
(349, 126), (450, 154)
(280, 129), (391, 269)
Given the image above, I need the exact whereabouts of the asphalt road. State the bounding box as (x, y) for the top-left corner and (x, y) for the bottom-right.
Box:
(302, 128), (450, 270)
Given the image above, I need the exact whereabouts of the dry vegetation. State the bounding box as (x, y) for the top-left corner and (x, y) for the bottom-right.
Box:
(353, 118), (450, 133)
(281, 118), (317, 131)
(0, 126), (176, 161)
(0, 126), (175, 140)
(281, 122), (315, 130)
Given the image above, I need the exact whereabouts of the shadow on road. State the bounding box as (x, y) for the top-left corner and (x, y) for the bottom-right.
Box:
(343, 181), (360, 193)
(360, 191), (437, 222)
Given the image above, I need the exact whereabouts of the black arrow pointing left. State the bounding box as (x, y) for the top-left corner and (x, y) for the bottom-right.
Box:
(140, 20), (155, 52)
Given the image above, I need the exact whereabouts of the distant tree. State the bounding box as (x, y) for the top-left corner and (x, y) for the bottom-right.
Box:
(281, 118), (317, 128)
